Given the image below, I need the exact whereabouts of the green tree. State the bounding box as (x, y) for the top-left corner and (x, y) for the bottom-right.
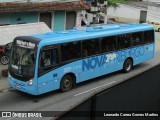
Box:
(99, 0), (130, 8)
(99, 0), (130, 23)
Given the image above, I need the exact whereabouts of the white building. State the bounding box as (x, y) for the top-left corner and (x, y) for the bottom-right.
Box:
(107, 1), (160, 23)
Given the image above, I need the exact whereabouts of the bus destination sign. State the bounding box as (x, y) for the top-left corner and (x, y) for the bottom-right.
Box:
(16, 40), (35, 49)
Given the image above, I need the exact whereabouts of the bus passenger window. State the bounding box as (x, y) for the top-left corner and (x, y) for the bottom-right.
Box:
(61, 41), (81, 62)
(144, 30), (154, 43)
(117, 34), (131, 49)
(131, 32), (143, 46)
(101, 36), (116, 53)
(40, 48), (58, 68)
(82, 39), (100, 57)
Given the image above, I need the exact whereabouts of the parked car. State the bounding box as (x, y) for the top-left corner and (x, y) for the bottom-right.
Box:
(148, 21), (160, 32)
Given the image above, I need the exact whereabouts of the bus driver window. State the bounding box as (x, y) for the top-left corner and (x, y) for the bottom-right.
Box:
(41, 51), (51, 67)
(40, 48), (58, 68)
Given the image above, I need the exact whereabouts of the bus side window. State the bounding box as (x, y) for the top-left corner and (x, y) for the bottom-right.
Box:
(82, 39), (100, 57)
(131, 32), (143, 46)
(144, 30), (154, 43)
(101, 36), (116, 53)
(61, 41), (81, 62)
(40, 48), (58, 68)
(117, 34), (131, 49)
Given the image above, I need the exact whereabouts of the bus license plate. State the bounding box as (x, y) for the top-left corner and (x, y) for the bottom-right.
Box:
(16, 85), (21, 89)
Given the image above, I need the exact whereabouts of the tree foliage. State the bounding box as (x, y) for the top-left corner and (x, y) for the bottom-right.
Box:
(99, 0), (130, 8)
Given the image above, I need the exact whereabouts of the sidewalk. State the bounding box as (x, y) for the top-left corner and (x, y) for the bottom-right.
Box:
(0, 64), (10, 91)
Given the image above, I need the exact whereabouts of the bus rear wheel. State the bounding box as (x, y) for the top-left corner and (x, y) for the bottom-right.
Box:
(123, 59), (133, 73)
(60, 75), (73, 92)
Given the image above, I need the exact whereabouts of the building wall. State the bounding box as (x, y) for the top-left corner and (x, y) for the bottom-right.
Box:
(76, 10), (83, 27)
(0, 12), (38, 25)
(108, 4), (160, 23)
(147, 6), (160, 21)
(53, 11), (65, 31)
(0, 10), (81, 31)
(10, 12), (38, 24)
(108, 4), (141, 23)
(0, 11), (65, 31)
(0, 14), (10, 25)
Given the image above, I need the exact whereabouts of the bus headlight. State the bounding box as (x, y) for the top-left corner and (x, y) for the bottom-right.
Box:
(28, 79), (33, 86)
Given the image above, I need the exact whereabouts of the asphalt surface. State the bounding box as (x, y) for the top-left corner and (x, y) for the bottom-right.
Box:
(0, 32), (160, 120)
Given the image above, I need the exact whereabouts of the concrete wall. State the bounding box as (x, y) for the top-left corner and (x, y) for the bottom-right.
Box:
(108, 4), (141, 23)
(147, 6), (160, 21)
(108, 4), (160, 23)
(76, 11), (82, 27)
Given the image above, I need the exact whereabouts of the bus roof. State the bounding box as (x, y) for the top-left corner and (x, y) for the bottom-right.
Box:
(31, 23), (154, 46)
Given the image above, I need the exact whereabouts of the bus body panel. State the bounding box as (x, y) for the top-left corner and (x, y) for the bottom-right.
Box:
(8, 43), (154, 95)
(8, 23), (155, 95)
(8, 77), (39, 95)
(37, 44), (154, 95)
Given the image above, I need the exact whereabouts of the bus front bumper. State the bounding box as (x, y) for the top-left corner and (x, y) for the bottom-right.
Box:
(8, 76), (39, 95)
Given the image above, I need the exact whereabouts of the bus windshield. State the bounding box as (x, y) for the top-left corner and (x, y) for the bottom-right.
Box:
(9, 46), (36, 81)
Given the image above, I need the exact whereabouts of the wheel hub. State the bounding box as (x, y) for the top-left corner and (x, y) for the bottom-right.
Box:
(64, 79), (71, 88)
(126, 62), (131, 71)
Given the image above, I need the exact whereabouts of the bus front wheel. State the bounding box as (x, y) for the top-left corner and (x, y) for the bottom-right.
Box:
(123, 59), (133, 73)
(60, 75), (73, 92)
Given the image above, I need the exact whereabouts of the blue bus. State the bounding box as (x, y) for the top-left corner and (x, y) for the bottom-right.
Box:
(8, 23), (155, 95)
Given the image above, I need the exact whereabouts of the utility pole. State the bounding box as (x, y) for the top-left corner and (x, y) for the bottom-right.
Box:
(104, 0), (108, 24)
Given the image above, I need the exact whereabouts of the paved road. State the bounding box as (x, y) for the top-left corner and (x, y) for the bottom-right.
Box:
(0, 32), (160, 120)
(0, 64), (8, 90)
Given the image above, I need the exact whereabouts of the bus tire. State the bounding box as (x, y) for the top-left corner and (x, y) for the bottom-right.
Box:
(158, 28), (160, 32)
(60, 75), (74, 92)
(123, 58), (133, 73)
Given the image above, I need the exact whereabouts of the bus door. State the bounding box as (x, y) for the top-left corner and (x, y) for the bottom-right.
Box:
(38, 46), (60, 94)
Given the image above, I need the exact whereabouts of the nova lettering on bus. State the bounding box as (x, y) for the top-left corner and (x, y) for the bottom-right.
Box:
(82, 53), (117, 71)
(82, 47), (146, 71)
(82, 55), (106, 71)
